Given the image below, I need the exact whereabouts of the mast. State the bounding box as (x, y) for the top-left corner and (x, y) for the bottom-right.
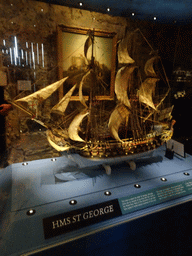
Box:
(86, 30), (95, 142)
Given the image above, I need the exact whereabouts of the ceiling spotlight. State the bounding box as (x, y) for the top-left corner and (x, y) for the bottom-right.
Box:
(132, 13), (135, 16)
(154, 17), (157, 20)
(107, 8), (110, 12)
(79, 2), (83, 6)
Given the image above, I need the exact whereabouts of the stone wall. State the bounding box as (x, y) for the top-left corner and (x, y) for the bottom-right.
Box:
(0, 0), (129, 164)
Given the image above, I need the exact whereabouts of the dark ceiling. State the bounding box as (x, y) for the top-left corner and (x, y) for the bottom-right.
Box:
(36, 0), (192, 24)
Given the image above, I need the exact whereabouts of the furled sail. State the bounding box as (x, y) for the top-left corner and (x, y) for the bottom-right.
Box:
(46, 130), (70, 151)
(108, 104), (130, 143)
(118, 34), (135, 64)
(79, 70), (92, 108)
(68, 110), (89, 142)
(144, 56), (158, 77)
(51, 84), (76, 115)
(15, 77), (68, 104)
(138, 78), (159, 110)
(158, 106), (174, 121)
(84, 35), (92, 60)
(115, 66), (136, 108)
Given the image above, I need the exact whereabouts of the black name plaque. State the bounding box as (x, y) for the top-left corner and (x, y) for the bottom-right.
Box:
(43, 199), (122, 239)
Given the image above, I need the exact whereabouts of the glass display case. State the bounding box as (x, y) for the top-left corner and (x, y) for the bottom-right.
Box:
(1, 145), (192, 255)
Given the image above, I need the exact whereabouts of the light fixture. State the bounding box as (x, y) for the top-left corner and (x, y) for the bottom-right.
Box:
(51, 158), (57, 162)
(134, 184), (141, 188)
(79, 2), (83, 6)
(161, 177), (167, 182)
(132, 13), (135, 16)
(154, 17), (157, 20)
(184, 172), (190, 176)
(22, 162), (28, 166)
(107, 8), (110, 12)
(27, 209), (36, 216)
(69, 200), (77, 205)
(104, 191), (111, 196)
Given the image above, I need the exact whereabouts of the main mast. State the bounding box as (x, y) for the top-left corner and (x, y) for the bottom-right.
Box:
(85, 30), (95, 143)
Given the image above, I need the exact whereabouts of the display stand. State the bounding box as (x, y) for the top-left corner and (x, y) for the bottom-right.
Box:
(0, 146), (192, 256)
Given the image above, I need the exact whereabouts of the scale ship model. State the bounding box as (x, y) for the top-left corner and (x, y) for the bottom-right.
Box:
(12, 29), (174, 172)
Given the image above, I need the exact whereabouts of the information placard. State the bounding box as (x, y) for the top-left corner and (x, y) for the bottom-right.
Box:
(43, 178), (192, 239)
(119, 179), (192, 215)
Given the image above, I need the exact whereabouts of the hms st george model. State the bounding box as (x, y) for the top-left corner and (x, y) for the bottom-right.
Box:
(12, 28), (174, 174)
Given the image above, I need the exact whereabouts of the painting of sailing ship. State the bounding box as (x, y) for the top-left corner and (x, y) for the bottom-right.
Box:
(60, 28), (114, 99)
(12, 27), (174, 173)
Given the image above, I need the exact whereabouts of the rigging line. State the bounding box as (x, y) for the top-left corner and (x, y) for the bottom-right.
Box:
(12, 65), (59, 101)
(98, 77), (107, 91)
(130, 114), (136, 141)
(11, 101), (49, 129)
(137, 68), (143, 88)
(56, 124), (67, 133)
(143, 76), (170, 122)
(96, 52), (105, 64)
(159, 57), (170, 88)
(62, 42), (85, 62)
(138, 91), (145, 137)
(12, 89), (29, 101)
(157, 69), (167, 84)
(93, 41), (104, 54)
(125, 115), (129, 140)
(93, 41), (111, 67)
(137, 29), (154, 53)
(172, 26), (181, 72)
(11, 101), (33, 116)
(57, 109), (79, 126)
(94, 47), (105, 63)
(140, 116), (169, 124)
